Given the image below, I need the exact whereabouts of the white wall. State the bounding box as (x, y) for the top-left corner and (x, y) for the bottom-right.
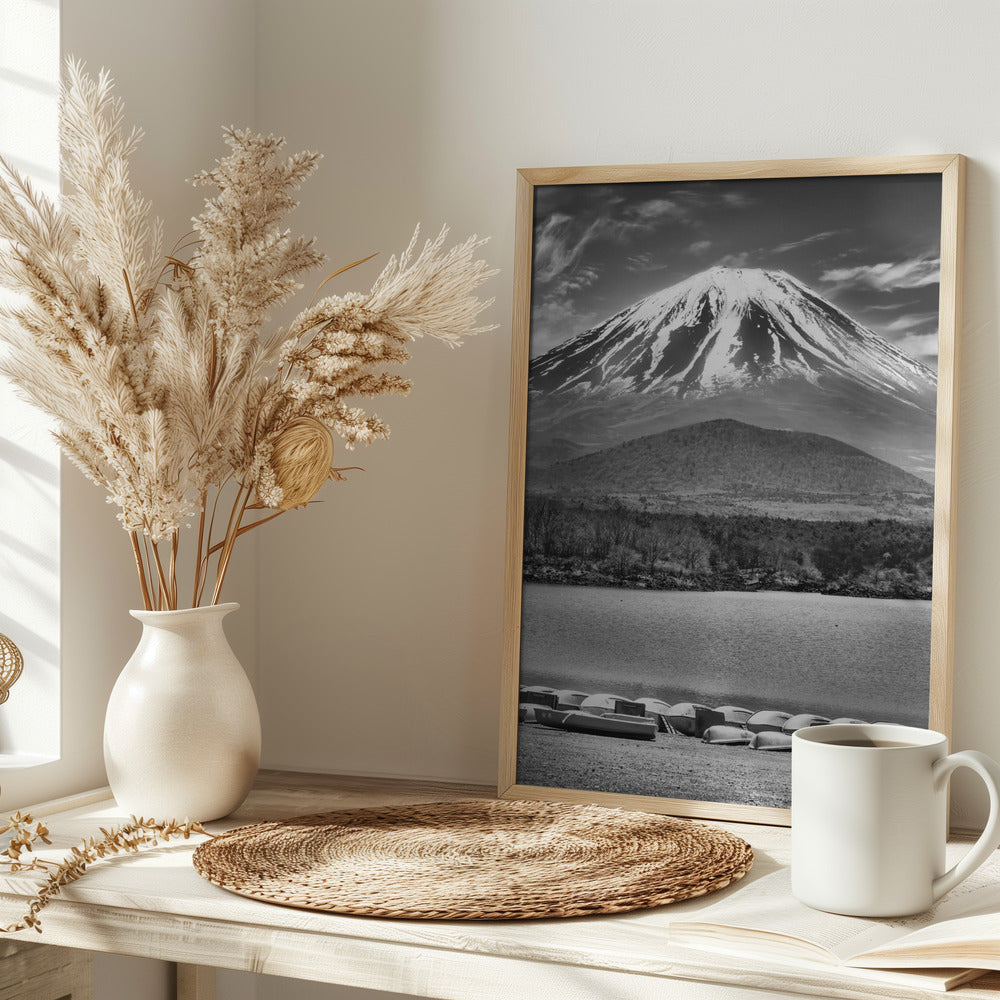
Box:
(253, 0), (1000, 829)
(254, 0), (509, 783)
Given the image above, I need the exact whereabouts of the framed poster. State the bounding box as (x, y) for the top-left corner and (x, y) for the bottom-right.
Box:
(499, 156), (964, 824)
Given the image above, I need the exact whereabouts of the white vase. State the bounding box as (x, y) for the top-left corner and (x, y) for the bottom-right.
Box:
(103, 602), (261, 822)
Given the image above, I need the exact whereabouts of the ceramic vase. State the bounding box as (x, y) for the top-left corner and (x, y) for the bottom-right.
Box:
(103, 602), (261, 821)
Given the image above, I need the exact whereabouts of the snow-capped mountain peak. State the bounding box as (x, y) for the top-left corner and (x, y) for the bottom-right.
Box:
(529, 266), (936, 403)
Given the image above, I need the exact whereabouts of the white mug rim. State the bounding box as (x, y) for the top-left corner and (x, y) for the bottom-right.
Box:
(792, 723), (946, 750)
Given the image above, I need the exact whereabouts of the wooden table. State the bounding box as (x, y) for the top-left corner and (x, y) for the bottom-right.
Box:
(4, 771), (1000, 1000)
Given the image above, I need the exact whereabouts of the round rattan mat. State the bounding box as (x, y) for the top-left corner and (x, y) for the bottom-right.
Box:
(192, 799), (753, 920)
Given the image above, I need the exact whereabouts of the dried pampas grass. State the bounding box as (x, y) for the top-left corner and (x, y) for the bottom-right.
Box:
(0, 59), (496, 610)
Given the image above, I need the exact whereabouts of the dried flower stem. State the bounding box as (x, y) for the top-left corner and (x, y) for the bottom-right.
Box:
(204, 510), (283, 558)
(168, 530), (179, 609)
(0, 812), (209, 934)
(142, 534), (159, 608)
(149, 539), (169, 611)
(211, 486), (251, 606)
(196, 483), (229, 607)
(121, 267), (140, 326)
(129, 531), (153, 611)
(308, 252), (379, 307)
(192, 494), (207, 608)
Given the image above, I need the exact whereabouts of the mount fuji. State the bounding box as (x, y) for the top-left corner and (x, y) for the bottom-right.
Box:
(528, 266), (937, 482)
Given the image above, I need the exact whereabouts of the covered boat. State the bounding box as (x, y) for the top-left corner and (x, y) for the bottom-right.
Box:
(666, 703), (725, 738)
(535, 708), (570, 730)
(783, 713), (831, 733)
(829, 717), (869, 725)
(579, 693), (645, 717)
(519, 688), (558, 708)
(715, 705), (753, 727)
(553, 690), (591, 710)
(702, 724), (753, 746)
(750, 731), (793, 751)
(637, 697), (674, 733)
(578, 692), (626, 714)
(562, 711), (657, 741)
(519, 704), (547, 723)
(637, 696), (672, 716)
(747, 710), (792, 733)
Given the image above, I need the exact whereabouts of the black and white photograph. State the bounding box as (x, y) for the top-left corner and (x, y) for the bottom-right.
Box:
(510, 164), (957, 815)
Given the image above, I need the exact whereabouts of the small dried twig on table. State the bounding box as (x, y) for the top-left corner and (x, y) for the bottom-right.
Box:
(0, 813), (210, 934)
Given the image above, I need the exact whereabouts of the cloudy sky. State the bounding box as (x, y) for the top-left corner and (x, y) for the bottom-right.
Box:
(529, 173), (943, 368)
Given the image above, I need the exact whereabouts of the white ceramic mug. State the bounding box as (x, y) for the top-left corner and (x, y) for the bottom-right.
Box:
(791, 724), (1000, 917)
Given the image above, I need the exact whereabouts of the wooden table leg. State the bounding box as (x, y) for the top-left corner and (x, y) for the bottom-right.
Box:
(177, 963), (215, 1000)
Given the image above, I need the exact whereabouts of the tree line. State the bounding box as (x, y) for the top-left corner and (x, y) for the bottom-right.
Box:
(522, 497), (933, 599)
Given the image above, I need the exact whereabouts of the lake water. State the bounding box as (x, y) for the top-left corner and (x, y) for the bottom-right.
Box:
(519, 584), (931, 725)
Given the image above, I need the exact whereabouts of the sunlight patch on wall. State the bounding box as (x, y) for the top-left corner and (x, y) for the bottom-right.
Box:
(0, 0), (60, 762)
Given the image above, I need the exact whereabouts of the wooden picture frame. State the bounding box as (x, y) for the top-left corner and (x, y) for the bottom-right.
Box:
(499, 155), (964, 825)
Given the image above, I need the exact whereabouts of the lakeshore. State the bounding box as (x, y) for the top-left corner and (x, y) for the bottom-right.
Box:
(516, 722), (793, 808)
(519, 584), (931, 726)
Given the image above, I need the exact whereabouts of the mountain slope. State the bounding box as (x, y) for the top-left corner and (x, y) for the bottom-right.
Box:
(531, 419), (934, 500)
(527, 267), (938, 481)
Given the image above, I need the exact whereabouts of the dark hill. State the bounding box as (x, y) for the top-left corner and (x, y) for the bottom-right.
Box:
(531, 419), (934, 499)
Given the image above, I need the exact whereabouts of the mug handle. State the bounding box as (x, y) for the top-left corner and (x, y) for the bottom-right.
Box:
(932, 750), (1000, 902)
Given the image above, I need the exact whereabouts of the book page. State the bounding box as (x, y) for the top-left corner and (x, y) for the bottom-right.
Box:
(671, 869), (908, 962)
(901, 846), (1000, 926)
(846, 846), (1000, 965)
(673, 848), (1000, 966)
(853, 912), (1000, 969)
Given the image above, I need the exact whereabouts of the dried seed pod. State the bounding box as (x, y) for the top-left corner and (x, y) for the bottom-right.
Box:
(266, 416), (335, 510)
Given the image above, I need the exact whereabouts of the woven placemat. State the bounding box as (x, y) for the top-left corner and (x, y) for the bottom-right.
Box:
(192, 799), (753, 920)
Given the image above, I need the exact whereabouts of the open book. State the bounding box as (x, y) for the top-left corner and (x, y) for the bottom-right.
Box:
(671, 848), (1000, 992)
